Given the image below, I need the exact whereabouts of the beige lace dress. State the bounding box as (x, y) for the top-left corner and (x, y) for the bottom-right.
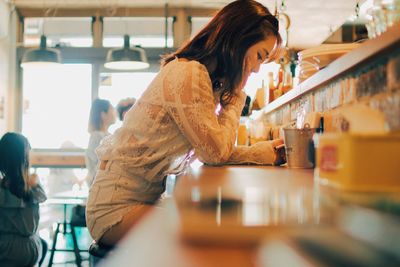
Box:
(86, 58), (278, 242)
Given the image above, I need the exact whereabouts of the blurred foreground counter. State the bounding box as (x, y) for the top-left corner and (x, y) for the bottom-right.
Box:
(100, 164), (399, 267)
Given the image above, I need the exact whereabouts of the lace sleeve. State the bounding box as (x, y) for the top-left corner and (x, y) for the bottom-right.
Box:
(163, 61), (246, 164)
(226, 141), (277, 165)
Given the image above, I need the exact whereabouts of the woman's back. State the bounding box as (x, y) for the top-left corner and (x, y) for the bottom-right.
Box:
(95, 59), (217, 182)
(0, 132), (48, 266)
(0, 184), (46, 266)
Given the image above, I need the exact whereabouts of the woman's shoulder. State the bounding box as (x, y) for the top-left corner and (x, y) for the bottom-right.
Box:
(163, 59), (211, 90)
(0, 184), (46, 208)
(165, 58), (209, 75)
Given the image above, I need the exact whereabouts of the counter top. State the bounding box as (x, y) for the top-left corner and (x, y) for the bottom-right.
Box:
(101, 164), (333, 267)
(100, 164), (400, 266)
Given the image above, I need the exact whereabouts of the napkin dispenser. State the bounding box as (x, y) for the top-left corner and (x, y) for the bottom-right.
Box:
(315, 133), (400, 192)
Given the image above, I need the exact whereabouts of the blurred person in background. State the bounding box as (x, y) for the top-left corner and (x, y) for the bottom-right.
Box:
(46, 141), (81, 196)
(72, 99), (116, 228)
(85, 98), (116, 186)
(0, 132), (47, 266)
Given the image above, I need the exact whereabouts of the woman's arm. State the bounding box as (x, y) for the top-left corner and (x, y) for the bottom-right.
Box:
(225, 139), (284, 165)
(163, 61), (246, 164)
(27, 173), (47, 203)
(30, 183), (47, 203)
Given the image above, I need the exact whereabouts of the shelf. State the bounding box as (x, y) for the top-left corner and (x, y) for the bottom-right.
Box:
(263, 22), (400, 114)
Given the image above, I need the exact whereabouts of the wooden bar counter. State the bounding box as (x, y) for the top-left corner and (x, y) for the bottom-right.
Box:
(101, 164), (340, 267)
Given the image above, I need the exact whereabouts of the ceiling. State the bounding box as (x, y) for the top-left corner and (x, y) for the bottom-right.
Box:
(9, 0), (363, 49)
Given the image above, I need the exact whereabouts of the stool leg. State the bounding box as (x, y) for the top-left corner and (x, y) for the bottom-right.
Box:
(48, 223), (60, 267)
(70, 225), (82, 267)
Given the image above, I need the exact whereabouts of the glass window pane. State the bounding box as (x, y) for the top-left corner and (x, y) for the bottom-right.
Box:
(31, 167), (87, 197)
(243, 63), (281, 99)
(191, 17), (212, 37)
(24, 17), (93, 47)
(22, 64), (92, 149)
(103, 17), (174, 48)
(98, 72), (157, 132)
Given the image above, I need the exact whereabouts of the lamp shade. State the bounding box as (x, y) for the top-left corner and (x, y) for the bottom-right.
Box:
(104, 35), (150, 70)
(21, 35), (61, 68)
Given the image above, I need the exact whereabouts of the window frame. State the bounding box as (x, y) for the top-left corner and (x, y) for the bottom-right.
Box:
(16, 46), (171, 151)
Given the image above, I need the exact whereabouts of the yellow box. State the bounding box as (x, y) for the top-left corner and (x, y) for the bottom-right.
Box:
(315, 133), (400, 192)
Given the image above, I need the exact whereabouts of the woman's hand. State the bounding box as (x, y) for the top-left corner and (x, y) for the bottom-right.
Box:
(271, 139), (286, 166)
(271, 138), (284, 147)
(28, 173), (39, 188)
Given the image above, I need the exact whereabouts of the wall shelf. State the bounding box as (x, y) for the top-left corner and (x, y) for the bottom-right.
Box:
(263, 22), (400, 115)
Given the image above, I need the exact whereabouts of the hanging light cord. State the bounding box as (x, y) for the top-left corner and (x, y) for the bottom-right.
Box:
(355, 1), (360, 18)
(280, 0), (287, 12)
(164, 3), (168, 49)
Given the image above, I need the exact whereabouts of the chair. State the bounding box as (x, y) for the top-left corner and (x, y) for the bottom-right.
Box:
(47, 202), (88, 267)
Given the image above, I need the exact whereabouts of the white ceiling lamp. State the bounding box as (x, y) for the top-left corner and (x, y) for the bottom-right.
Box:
(104, 34), (150, 70)
(21, 34), (62, 68)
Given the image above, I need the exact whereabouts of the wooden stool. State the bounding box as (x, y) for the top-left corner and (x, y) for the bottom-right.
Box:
(47, 200), (88, 267)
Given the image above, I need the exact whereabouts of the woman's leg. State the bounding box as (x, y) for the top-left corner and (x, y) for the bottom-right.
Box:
(99, 204), (153, 246)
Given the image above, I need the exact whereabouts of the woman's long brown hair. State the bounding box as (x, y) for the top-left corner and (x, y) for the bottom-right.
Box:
(0, 132), (32, 200)
(88, 98), (112, 133)
(163, 0), (282, 107)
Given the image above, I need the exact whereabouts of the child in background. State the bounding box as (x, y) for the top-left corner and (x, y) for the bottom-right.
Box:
(0, 132), (48, 266)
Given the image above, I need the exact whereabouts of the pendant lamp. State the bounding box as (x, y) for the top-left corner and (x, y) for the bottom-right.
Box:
(21, 35), (61, 68)
(104, 35), (149, 70)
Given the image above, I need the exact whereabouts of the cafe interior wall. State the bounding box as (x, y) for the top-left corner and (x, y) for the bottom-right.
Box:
(0, 1), (18, 134)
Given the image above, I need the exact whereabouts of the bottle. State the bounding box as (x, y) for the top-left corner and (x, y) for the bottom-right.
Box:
(278, 66), (284, 85)
(282, 72), (293, 94)
(253, 80), (265, 110)
(267, 72), (275, 103)
(237, 117), (249, 146)
(273, 65), (284, 99)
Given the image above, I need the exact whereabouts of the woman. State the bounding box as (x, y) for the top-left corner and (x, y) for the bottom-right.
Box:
(87, 0), (284, 246)
(85, 98), (116, 186)
(0, 132), (47, 266)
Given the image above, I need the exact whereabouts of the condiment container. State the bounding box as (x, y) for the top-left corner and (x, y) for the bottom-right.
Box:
(283, 127), (315, 168)
(315, 133), (400, 192)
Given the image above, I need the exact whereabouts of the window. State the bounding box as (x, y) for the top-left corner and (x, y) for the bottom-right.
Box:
(98, 72), (158, 132)
(103, 17), (174, 47)
(243, 63), (281, 99)
(22, 64), (92, 149)
(24, 17), (93, 47)
(191, 17), (212, 37)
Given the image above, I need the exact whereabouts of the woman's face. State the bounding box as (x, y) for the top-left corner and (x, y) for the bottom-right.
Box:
(103, 106), (117, 128)
(241, 36), (278, 88)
